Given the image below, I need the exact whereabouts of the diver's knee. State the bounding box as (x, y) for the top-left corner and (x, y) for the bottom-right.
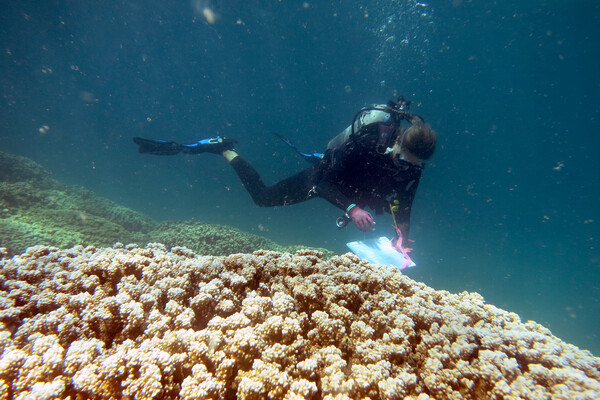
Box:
(250, 196), (275, 208)
(254, 200), (271, 208)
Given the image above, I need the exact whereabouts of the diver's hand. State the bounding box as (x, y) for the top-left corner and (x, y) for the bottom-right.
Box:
(348, 206), (375, 232)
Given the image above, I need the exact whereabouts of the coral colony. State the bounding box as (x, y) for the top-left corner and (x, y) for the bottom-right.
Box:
(0, 244), (599, 399)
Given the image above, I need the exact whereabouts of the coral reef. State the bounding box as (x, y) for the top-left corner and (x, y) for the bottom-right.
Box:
(0, 151), (156, 254)
(1, 244), (598, 399)
(148, 221), (334, 258)
(0, 152), (50, 183)
(149, 220), (282, 256)
(0, 151), (329, 257)
(54, 186), (157, 234)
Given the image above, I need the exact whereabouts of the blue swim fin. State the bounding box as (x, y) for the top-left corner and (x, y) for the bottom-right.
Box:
(134, 136), (237, 155)
(133, 137), (184, 155)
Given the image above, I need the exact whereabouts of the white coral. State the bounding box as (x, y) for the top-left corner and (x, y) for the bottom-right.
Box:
(0, 245), (598, 400)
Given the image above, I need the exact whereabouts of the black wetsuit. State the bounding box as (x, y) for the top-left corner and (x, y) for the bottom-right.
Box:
(230, 121), (422, 234)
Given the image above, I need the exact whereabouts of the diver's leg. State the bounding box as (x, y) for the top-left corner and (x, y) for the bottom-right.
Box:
(224, 151), (315, 207)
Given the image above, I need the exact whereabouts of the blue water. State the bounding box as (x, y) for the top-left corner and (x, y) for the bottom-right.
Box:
(1, 1), (599, 354)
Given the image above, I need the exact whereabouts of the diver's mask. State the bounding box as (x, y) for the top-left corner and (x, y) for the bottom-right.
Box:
(394, 151), (424, 171)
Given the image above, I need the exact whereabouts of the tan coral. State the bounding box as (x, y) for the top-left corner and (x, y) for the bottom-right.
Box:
(0, 244), (599, 399)
(180, 362), (224, 399)
(10, 334), (66, 398)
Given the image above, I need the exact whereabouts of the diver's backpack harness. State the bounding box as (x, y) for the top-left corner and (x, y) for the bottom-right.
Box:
(325, 96), (421, 157)
(349, 97), (416, 154)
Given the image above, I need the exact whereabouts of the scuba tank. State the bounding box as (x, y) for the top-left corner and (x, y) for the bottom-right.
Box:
(326, 107), (392, 150)
(326, 97), (413, 153)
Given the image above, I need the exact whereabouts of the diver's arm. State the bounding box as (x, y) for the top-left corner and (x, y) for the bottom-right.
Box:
(315, 141), (367, 210)
(313, 146), (353, 208)
(312, 174), (376, 231)
(316, 141), (376, 231)
(314, 180), (352, 211)
(315, 180), (375, 232)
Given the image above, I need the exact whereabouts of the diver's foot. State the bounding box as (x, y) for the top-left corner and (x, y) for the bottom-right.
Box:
(181, 136), (237, 154)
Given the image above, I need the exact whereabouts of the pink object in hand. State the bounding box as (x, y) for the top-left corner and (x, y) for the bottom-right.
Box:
(391, 227), (413, 270)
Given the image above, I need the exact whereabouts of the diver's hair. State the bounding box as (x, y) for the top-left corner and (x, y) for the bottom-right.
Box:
(401, 123), (437, 160)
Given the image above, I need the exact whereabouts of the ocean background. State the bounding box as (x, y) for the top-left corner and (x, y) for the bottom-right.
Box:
(1, 0), (598, 354)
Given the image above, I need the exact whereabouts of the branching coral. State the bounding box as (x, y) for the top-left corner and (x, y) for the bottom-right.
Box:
(0, 244), (599, 399)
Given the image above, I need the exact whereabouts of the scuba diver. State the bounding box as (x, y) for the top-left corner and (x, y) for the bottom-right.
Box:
(133, 97), (436, 245)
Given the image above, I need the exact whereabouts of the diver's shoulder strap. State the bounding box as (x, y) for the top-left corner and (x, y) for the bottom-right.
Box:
(375, 122), (397, 154)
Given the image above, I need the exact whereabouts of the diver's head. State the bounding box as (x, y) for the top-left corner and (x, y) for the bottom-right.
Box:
(391, 123), (437, 169)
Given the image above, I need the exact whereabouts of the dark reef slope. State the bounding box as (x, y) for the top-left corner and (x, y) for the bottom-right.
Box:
(0, 151), (332, 257)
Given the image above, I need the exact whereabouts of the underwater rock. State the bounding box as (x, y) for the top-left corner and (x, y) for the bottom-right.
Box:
(0, 244), (598, 399)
